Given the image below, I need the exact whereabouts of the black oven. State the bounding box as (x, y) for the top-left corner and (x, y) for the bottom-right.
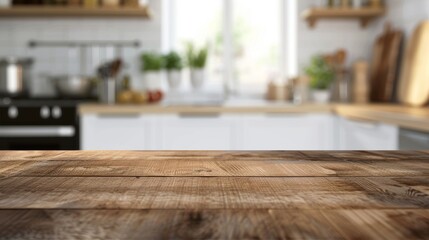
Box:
(0, 99), (80, 150)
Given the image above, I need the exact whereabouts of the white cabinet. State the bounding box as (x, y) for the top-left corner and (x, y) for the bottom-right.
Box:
(156, 114), (238, 150)
(238, 114), (335, 150)
(81, 112), (399, 151)
(338, 117), (398, 150)
(81, 114), (155, 150)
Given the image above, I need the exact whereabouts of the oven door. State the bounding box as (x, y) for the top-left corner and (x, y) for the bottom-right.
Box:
(0, 126), (78, 150)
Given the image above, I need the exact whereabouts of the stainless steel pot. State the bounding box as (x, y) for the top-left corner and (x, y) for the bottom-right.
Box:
(0, 58), (33, 97)
(50, 75), (95, 98)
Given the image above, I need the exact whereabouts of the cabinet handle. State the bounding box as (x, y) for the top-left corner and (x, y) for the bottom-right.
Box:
(178, 113), (221, 118)
(96, 114), (140, 119)
(346, 117), (380, 129)
(0, 126), (75, 137)
(265, 113), (305, 118)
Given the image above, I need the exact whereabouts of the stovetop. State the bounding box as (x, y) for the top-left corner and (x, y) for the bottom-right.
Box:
(0, 97), (98, 107)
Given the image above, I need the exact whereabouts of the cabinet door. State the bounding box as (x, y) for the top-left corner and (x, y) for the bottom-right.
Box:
(81, 114), (153, 150)
(157, 114), (237, 150)
(239, 114), (335, 150)
(339, 117), (398, 150)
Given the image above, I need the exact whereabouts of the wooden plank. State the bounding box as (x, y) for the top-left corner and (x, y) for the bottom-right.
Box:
(0, 151), (309, 161)
(1, 150), (429, 162)
(1, 151), (428, 178)
(0, 209), (427, 240)
(8, 158), (429, 177)
(301, 7), (385, 28)
(302, 8), (385, 19)
(0, 176), (427, 209)
(0, 161), (38, 177)
(0, 6), (151, 18)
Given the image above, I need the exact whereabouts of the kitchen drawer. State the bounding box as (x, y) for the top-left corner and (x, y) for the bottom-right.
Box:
(339, 117), (398, 150)
(238, 114), (335, 150)
(155, 114), (238, 150)
(81, 114), (155, 150)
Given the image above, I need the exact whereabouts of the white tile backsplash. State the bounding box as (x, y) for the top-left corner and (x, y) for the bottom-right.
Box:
(0, 1), (162, 96)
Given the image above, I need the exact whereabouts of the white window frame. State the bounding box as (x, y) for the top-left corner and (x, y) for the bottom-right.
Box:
(162, 0), (297, 94)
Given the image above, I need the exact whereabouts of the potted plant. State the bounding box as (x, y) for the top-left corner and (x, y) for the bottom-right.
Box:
(163, 51), (183, 90)
(304, 56), (335, 103)
(141, 52), (164, 91)
(185, 43), (208, 89)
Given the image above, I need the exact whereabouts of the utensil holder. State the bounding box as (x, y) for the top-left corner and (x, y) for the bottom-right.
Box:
(99, 78), (116, 104)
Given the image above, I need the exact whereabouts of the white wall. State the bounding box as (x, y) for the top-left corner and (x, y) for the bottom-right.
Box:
(371, 0), (429, 38)
(0, 0), (162, 96)
(297, 0), (429, 74)
(297, 0), (373, 73)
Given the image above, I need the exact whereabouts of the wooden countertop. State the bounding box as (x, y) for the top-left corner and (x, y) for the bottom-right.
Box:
(79, 103), (429, 132)
(79, 103), (334, 114)
(0, 150), (428, 239)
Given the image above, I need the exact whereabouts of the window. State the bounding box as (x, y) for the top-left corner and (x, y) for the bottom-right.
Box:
(233, 0), (281, 92)
(163, 0), (297, 95)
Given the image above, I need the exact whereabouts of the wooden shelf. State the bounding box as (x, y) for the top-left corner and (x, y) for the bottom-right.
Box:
(0, 6), (151, 18)
(302, 7), (385, 28)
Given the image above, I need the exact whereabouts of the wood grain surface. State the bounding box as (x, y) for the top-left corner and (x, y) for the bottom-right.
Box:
(0, 151), (428, 239)
(398, 21), (429, 107)
(369, 23), (403, 102)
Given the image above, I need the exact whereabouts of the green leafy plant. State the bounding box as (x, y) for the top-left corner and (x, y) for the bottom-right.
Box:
(163, 51), (183, 71)
(141, 52), (164, 72)
(304, 56), (335, 90)
(185, 43), (208, 69)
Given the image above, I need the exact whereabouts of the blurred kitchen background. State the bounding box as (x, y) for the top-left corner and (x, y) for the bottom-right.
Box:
(0, 0), (428, 151)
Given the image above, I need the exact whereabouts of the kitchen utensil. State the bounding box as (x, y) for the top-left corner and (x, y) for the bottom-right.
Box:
(50, 75), (94, 98)
(398, 21), (429, 106)
(292, 76), (310, 104)
(0, 57), (33, 97)
(97, 59), (123, 104)
(266, 81), (287, 101)
(369, 0), (382, 8)
(102, 0), (119, 7)
(323, 49), (348, 102)
(124, 0), (138, 7)
(97, 58), (122, 78)
(398, 21), (429, 107)
(352, 60), (369, 103)
(83, 0), (97, 8)
(369, 23), (403, 102)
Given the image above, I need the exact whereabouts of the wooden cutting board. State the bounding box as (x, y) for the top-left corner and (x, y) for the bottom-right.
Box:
(398, 21), (429, 107)
(370, 23), (403, 102)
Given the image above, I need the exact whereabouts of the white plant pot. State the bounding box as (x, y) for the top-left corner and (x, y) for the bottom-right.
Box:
(144, 71), (162, 91)
(167, 70), (182, 90)
(312, 90), (330, 103)
(190, 68), (205, 89)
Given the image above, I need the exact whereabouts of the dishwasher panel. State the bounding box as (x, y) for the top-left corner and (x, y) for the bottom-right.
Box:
(399, 128), (429, 150)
